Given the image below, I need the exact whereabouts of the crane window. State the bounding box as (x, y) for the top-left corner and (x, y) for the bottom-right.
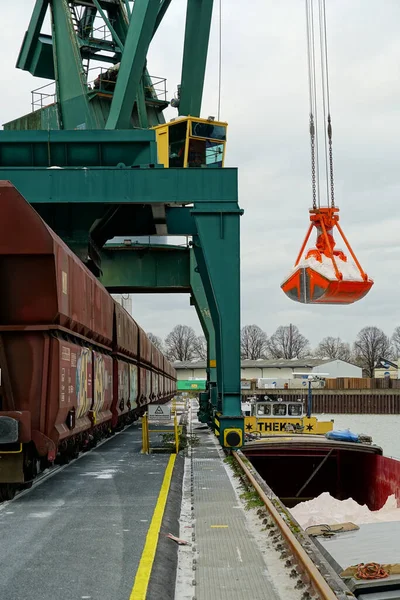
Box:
(188, 138), (206, 167)
(206, 142), (224, 167)
(192, 122), (226, 141)
(169, 121), (187, 167)
(273, 404), (287, 416)
(288, 404), (302, 416)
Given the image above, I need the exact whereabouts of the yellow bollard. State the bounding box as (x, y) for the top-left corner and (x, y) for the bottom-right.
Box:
(141, 413), (149, 453)
(141, 414), (145, 453)
(174, 412), (179, 454)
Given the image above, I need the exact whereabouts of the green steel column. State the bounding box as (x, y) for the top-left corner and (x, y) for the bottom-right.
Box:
(152, 0), (173, 38)
(190, 249), (217, 422)
(191, 203), (243, 421)
(50, 0), (97, 129)
(17, 0), (49, 72)
(106, 0), (160, 130)
(179, 0), (214, 117)
(190, 249), (216, 385)
(136, 83), (149, 129)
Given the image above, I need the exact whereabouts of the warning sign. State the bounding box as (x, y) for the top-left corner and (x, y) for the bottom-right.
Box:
(148, 404), (171, 421)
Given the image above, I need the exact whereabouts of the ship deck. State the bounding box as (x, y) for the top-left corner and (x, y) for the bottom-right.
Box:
(315, 521), (400, 598)
(244, 434), (383, 456)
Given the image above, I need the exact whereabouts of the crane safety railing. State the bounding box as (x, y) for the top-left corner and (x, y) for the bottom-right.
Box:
(31, 82), (57, 112)
(31, 72), (167, 113)
(69, 4), (115, 42)
(86, 20), (115, 42)
(88, 66), (167, 101)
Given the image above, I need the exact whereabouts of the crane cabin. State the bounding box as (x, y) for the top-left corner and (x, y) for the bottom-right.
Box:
(153, 117), (227, 169)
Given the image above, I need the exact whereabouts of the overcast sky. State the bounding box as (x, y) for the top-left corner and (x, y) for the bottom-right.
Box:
(3, 1), (400, 348)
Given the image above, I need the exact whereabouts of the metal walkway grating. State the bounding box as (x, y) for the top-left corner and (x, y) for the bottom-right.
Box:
(191, 428), (279, 600)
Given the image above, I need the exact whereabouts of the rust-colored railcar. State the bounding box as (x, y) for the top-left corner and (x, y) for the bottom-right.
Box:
(138, 326), (152, 365)
(0, 182), (114, 345)
(0, 183), (176, 500)
(113, 301), (139, 359)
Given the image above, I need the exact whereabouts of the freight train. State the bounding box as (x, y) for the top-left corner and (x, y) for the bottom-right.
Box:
(0, 182), (176, 501)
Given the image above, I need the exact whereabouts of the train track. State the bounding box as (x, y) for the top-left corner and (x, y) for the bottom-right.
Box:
(233, 451), (354, 600)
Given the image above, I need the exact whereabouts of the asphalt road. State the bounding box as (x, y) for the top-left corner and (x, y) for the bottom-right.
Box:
(0, 425), (170, 600)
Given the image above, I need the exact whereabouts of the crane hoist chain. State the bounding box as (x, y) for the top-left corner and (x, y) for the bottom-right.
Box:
(309, 114), (317, 210)
(327, 114), (335, 208)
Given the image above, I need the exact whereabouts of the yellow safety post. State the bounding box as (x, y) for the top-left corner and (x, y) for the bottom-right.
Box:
(174, 412), (179, 454)
(141, 413), (149, 453)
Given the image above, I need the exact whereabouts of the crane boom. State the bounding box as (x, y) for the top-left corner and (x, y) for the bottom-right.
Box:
(15, 0), (214, 130)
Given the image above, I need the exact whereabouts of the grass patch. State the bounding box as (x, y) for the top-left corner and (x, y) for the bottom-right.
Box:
(159, 431), (200, 452)
(240, 489), (264, 510)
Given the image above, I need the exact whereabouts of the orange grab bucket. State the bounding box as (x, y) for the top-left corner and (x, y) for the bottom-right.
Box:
(281, 207), (373, 305)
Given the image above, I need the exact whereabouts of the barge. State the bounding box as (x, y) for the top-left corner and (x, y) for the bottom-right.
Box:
(242, 398), (400, 598)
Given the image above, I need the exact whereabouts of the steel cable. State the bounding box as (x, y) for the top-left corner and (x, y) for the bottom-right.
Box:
(305, 0), (320, 209)
(217, 0), (222, 121)
(305, 0), (335, 209)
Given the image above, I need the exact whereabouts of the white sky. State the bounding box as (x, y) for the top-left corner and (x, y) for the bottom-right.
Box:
(3, 1), (400, 347)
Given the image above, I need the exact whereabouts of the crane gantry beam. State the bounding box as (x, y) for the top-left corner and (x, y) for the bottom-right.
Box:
(2, 0), (244, 448)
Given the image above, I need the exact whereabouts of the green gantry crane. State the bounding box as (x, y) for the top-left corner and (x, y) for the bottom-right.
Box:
(0, 0), (244, 448)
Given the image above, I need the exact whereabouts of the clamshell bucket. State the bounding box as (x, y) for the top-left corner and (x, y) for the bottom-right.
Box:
(281, 207), (373, 305)
(282, 266), (373, 304)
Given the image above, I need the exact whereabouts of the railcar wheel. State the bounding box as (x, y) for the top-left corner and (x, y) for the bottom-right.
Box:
(23, 445), (39, 484)
(69, 446), (79, 460)
(0, 484), (16, 501)
(57, 453), (70, 465)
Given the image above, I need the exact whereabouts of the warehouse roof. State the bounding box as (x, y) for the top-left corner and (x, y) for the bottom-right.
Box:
(240, 358), (335, 368)
(173, 358), (342, 369)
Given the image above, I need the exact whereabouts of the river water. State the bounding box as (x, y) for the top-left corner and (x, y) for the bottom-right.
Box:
(317, 413), (400, 459)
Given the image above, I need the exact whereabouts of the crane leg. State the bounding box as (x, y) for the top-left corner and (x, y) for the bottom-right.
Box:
(191, 205), (244, 448)
(190, 250), (217, 423)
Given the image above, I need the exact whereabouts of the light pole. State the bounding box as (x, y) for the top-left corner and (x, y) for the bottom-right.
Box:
(306, 373), (329, 417)
(307, 375), (313, 418)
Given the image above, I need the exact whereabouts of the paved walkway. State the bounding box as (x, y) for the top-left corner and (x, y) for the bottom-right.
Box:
(0, 425), (171, 600)
(189, 419), (280, 600)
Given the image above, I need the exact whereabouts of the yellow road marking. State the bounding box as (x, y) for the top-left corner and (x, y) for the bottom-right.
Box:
(210, 525), (228, 528)
(129, 454), (176, 600)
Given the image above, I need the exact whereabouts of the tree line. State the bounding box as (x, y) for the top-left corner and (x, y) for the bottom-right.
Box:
(149, 323), (399, 377)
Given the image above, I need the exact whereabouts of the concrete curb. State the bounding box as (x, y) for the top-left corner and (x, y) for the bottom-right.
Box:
(147, 453), (185, 600)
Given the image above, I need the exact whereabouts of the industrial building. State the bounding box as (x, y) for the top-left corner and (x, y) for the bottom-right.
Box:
(174, 357), (362, 385)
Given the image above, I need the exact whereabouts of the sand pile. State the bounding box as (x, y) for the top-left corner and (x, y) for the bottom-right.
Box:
(291, 492), (400, 529)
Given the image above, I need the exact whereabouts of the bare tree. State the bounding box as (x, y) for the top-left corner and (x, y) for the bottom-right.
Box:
(268, 324), (309, 359)
(194, 335), (207, 360)
(391, 327), (400, 358)
(241, 325), (268, 359)
(165, 325), (197, 362)
(147, 332), (164, 352)
(353, 326), (392, 377)
(314, 336), (352, 362)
